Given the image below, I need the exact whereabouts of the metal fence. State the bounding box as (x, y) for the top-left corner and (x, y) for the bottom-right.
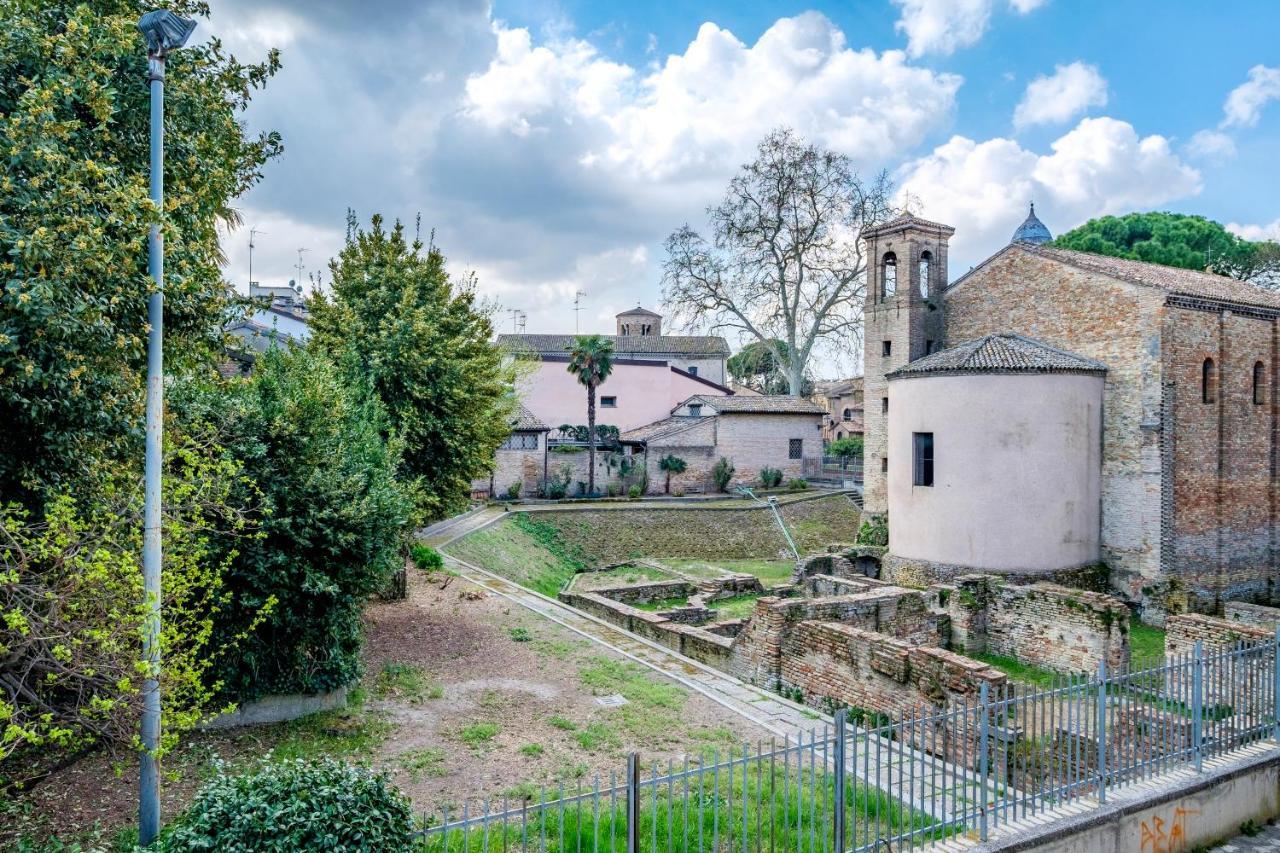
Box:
(803, 457), (862, 486)
(417, 634), (1280, 851)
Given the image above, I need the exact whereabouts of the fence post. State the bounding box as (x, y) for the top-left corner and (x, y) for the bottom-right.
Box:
(1192, 640), (1204, 773)
(626, 752), (640, 853)
(979, 683), (990, 841)
(1096, 659), (1107, 804)
(1274, 628), (1280, 744)
(834, 709), (846, 853)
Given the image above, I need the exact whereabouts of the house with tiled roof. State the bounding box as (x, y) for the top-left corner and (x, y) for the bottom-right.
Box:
(620, 394), (824, 494)
(471, 404), (551, 499)
(859, 205), (1280, 622)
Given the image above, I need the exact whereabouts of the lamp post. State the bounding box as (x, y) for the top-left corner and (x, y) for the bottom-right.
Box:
(136, 10), (196, 846)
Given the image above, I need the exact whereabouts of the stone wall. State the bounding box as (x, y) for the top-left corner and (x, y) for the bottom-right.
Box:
(946, 575), (1130, 675)
(1165, 613), (1273, 656)
(1225, 601), (1280, 631)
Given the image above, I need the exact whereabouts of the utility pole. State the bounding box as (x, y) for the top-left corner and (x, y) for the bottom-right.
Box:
(574, 290), (584, 333)
(248, 226), (265, 290)
(136, 9), (196, 847)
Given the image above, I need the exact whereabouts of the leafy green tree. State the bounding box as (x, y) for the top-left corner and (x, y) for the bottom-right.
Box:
(0, 0), (282, 505)
(309, 214), (512, 522)
(566, 335), (615, 495)
(1053, 212), (1280, 289)
(828, 436), (863, 459)
(711, 457), (735, 492)
(171, 345), (411, 701)
(659, 454), (687, 494)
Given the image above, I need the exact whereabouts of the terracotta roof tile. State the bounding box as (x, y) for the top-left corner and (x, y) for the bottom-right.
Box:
(887, 333), (1107, 379)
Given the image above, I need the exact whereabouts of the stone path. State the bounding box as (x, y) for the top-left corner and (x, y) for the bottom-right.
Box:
(422, 506), (1002, 824)
(1217, 821), (1280, 851)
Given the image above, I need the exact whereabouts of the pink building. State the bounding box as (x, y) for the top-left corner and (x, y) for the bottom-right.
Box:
(499, 308), (732, 432)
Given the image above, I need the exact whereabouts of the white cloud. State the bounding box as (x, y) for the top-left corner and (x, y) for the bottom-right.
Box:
(899, 117), (1202, 268)
(1013, 62), (1107, 128)
(1186, 129), (1237, 162)
(1227, 220), (1280, 242)
(464, 12), (962, 179)
(1221, 64), (1280, 128)
(892, 0), (1045, 58)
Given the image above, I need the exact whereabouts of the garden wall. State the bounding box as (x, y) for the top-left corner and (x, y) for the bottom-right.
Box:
(946, 575), (1130, 675)
(1224, 601), (1280, 632)
(1166, 613), (1273, 656)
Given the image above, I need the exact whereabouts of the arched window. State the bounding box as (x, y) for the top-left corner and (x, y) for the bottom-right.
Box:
(842, 408), (853, 420)
(1202, 358), (1217, 404)
(918, 250), (932, 298)
(882, 252), (897, 299)
(1254, 361), (1266, 405)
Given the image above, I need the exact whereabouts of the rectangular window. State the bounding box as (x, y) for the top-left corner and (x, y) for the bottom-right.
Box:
(881, 397), (889, 414)
(882, 340), (892, 357)
(500, 433), (539, 451)
(600, 396), (617, 408)
(789, 438), (803, 460)
(881, 456), (888, 473)
(926, 340), (935, 355)
(688, 404), (702, 417)
(687, 365), (698, 376)
(913, 432), (934, 487)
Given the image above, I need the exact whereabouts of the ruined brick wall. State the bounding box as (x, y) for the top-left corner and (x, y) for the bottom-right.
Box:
(946, 576), (1130, 674)
(1165, 613), (1273, 656)
(944, 248), (1167, 605)
(1163, 304), (1278, 613)
(1225, 601), (1280, 631)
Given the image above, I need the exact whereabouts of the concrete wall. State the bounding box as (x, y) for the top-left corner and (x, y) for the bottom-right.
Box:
(887, 371), (1104, 573)
(944, 248), (1168, 604)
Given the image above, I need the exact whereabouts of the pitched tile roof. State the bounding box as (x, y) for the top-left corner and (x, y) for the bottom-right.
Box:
(1013, 244), (1280, 312)
(686, 394), (826, 414)
(620, 415), (712, 444)
(510, 403), (550, 431)
(887, 333), (1107, 379)
(863, 212), (956, 238)
(498, 333), (730, 357)
(616, 306), (662, 318)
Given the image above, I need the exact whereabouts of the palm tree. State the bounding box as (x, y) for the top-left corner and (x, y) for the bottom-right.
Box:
(659, 454), (687, 494)
(566, 335), (615, 495)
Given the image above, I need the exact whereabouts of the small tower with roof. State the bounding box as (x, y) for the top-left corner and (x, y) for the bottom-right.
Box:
(616, 306), (662, 337)
(1011, 203), (1052, 245)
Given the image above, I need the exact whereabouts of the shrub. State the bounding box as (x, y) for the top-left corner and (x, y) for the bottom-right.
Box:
(505, 482), (522, 500)
(508, 627), (533, 642)
(785, 478), (809, 491)
(159, 758), (412, 852)
(856, 515), (889, 547)
(411, 544), (445, 573)
(759, 467), (783, 488)
(542, 464), (573, 499)
(828, 436), (863, 459)
(628, 484), (642, 499)
(711, 457), (736, 492)
(606, 482), (621, 497)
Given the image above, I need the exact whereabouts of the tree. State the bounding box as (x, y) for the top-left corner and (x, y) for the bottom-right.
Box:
(658, 454), (687, 494)
(727, 340), (814, 395)
(828, 436), (863, 460)
(171, 345), (411, 702)
(1054, 212), (1280, 290)
(662, 128), (894, 396)
(565, 335), (615, 495)
(309, 214), (513, 522)
(0, 0), (282, 506)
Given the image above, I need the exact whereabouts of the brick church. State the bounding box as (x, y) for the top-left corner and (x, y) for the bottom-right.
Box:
(861, 206), (1280, 620)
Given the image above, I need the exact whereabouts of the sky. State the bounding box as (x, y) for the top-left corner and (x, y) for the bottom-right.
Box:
(204, 0), (1280, 374)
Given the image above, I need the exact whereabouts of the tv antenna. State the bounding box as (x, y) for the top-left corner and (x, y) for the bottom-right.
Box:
(574, 290), (585, 333)
(508, 309), (526, 333)
(248, 226), (266, 290)
(294, 248), (309, 288)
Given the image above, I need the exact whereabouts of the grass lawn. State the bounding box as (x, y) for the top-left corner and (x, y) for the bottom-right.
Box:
(445, 513), (588, 596)
(663, 558), (796, 585)
(708, 594), (763, 620)
(1129, 623), (1167, 670)
(970, 652), (1062, 690)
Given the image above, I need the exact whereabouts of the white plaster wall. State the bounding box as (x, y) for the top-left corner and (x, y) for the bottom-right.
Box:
(887, 372), (1103, 572)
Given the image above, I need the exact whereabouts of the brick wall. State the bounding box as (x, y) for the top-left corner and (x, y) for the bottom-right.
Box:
(945, 575), (1130, 674)
(1165, 613), (1273, 656)
(1225, 601), (1280, 631)
(945, 248), (1167, 604)
(712, 412), (824, 487)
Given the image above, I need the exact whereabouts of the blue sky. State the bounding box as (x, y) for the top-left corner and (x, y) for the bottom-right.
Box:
(206, 0), (1280, 371)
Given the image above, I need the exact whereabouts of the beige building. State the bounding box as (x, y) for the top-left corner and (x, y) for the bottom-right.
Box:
(472, 405), (550, 499)
(814, 378), (864, 443)
(622, 395), (825, 494)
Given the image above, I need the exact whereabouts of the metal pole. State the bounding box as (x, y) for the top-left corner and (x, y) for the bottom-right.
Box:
(1273, 628), (1279, 743)
(1193, 641), (1204, 773)
(626, 752), (640, 853)
(833, 709), (846, 853)
(1096, 659), (1107, 804)
(138, 49), (165, 847)
(979, 683), (990, 842)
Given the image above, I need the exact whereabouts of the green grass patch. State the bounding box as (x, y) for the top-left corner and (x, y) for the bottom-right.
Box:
(573, 565), (676, 590)
(400, 746), (448, 781)
(267, 708), (391, 762)
(445, 514), (589, 596)
(508, 627), (533, 642)
(631, 596), (690, 611)
(457, 722), (501, 748)
(971, 652), (1061, 690)
(707, 594), (762, 620)
(664, 559), (795, 584)
(375, 661), (443, 703)
(1129, 623), (1167, 670)
(573, 721), (621, 752)
(548, 715), (578, 731)
(519, 743), (545, 758)
(579, 658), (685, 710)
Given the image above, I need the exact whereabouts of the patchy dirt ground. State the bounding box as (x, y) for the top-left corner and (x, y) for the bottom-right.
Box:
(2, 569), (769, 848)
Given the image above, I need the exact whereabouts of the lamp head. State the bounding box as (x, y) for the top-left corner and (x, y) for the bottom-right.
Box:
(138, 10), (197, 58)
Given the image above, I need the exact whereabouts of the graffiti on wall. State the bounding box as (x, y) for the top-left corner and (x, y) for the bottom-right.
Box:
(1139, 805), (1199, 853)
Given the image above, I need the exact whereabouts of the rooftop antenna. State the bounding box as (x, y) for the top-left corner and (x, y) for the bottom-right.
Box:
(294, 248), (309, 290)
(574, 290), (584, 333)
(248, 226), (266, 291)
(508, 308), (526, 333)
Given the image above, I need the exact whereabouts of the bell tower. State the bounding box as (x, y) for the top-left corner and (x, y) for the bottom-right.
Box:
(860, 213), (954, 515)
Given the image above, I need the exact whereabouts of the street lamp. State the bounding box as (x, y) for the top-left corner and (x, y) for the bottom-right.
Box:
(136, 9), (196, 847)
